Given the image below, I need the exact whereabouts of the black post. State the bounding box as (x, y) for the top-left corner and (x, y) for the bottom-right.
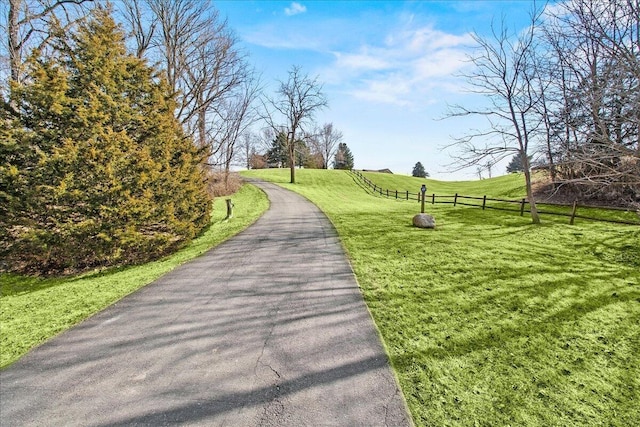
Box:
(225, 199), (233, 219)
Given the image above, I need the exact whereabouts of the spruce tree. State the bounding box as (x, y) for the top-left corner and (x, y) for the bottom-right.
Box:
(506, 152), (529, 173)
(333, 142), (354, 170)
(266, 131), (288, 167)
(2, 7), (211, 274)
(412, 162), (428, 178)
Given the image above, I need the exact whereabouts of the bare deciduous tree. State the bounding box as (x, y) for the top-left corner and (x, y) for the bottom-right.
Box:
(3, 0), (92, 87)
(237, 131), (260, 170)
(207, 73), (261, 190)
(261, 65), (327, 183)
(118, 0), (256, 181)
(119, 0), (155, 58)
(541, 0), (639, 205)
(120, 0), (250, 149)
(446, 12), (544, 223)
(310, 122), (343, 169)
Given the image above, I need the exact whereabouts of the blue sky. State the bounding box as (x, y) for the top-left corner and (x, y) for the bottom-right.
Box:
(215, 1), (538, 179)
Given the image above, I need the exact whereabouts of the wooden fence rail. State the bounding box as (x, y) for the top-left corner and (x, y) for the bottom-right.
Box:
(350, 170), (640, 226)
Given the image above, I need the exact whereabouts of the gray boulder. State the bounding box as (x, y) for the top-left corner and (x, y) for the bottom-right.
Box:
(412, 213), (436, 229)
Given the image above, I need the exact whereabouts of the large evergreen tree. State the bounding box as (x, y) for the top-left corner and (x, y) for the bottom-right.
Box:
(412, 162), (429, 178)
(1, 7), (211, 274)
(333, 142), (354, 170)
(266, 131), (288, 168)
(506, 152), (531, 173)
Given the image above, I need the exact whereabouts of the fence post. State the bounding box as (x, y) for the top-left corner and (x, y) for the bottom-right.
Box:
(386, 189), (389, 197)
(482, 195), (487, 210)
(454, 193), (458, 206)
(373, 184), (376, 192)
(520, 199), (526, 216)
(395, 190), (398, 199)
(406, 191), (409, 200)
(432, 193), (435, 204)
(570, 201), (578, 225)
(225, 198), (233, 219)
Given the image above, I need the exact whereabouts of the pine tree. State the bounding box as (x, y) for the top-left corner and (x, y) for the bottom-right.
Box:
(412, 162), (428, 178)
(266, 131), (288, 168)
(2, 6), (211, 274)
(333, 142), (354, 170)
(506, 152), (530, 173)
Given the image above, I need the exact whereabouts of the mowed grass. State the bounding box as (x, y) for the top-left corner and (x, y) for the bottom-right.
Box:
(0, 183), (269, 368)
(359, 170), (528, 198)
(243, 168), (640, 427)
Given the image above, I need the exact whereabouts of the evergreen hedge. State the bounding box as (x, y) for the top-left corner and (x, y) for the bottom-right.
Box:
(0, 8), (211, 275)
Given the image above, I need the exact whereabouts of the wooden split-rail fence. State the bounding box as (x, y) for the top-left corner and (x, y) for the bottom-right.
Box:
(350, 170), (640, 226)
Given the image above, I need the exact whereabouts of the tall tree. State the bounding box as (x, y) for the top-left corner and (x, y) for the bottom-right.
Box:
(261, 65), (327, 183)
(4, 0), (93, 86)
(207, 74), (261, 190)
(237, 131), (259, 170)
(266, 131), (288, 168)
(541, 0), (639, 204)
(446, 11), (543, 223)
(506, 152), (531, 173)
(412, 162), (428, 178)
(333, 142), (354, 170)
(120, 0), (251, 151)
(310, 123), (343, 169)
(1, 6), (210, 274)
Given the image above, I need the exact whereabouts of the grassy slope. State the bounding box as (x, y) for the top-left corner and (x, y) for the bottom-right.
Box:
(359, 171), (528, 198)
(0, 183), (269, 368)
(243, 168), (640, 427)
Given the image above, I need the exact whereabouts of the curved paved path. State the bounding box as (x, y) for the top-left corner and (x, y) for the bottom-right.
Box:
(0, 181), (412, 427)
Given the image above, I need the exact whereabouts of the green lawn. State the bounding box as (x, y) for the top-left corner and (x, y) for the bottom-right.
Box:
(0, 183), (269, 368)
(243, 168), (640, 427)
(358, 170), (528, 198)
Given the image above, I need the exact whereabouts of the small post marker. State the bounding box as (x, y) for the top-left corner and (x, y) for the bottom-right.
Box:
(225, 198), (233, 219)
(420, 184), (427, 214)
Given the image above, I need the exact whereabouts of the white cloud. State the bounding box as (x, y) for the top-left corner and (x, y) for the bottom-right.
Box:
(333, 51), (390, 71)
(324, 24), (475, 107)
(284, 2), (306, 16)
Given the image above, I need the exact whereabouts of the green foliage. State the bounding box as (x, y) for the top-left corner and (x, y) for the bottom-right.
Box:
(266, 131), (288, 168)
(333, 142), (354, 169)
(1, 7), (211, 275)
(412, 161), (428, 178)
(243, 168), (640, 427)
(506, 151), (531, 173)
(0, 183), (269, 368)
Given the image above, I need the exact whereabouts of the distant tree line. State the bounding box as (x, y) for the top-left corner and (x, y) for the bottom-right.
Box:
(448, 0), (639, 219)
(249, 127), (354, 171)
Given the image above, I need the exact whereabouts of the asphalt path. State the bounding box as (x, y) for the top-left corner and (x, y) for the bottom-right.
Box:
(0, 180), (412, 427)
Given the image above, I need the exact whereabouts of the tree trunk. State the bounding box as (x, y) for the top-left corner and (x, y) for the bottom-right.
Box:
(9, 0), (21, 84)
(289, 144), (296, 183)
(522, 154), (541, 224)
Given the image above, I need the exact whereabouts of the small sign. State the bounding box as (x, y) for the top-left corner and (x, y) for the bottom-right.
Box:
(421, 184), (427, 193)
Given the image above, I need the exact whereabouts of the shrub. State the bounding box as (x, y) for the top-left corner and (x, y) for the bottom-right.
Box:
(0, 7), (211, 275)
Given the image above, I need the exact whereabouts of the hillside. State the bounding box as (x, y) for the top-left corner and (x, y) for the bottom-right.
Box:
(242, 168), (640, 427)
(359, 170), (529, 199)
(244, 168), (528, 198)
